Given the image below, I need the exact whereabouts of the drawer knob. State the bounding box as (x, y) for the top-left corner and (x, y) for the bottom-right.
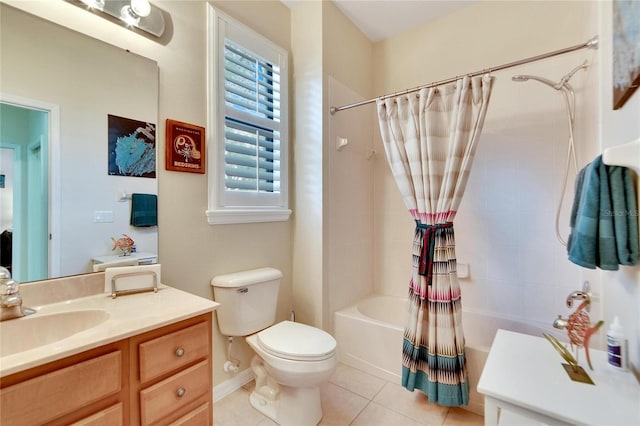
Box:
(175, 347), (185, 357)
(176, 387), (186, 398)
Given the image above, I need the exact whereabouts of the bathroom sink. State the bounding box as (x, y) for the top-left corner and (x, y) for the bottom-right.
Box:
(0, 309), (110, 357)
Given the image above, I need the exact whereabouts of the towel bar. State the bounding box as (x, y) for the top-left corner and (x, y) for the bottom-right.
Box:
(602, 137), (640, 174)
(111, 270), (158, 299)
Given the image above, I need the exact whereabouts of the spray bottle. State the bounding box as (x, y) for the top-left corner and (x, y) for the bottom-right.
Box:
(606, 316), (628, 370)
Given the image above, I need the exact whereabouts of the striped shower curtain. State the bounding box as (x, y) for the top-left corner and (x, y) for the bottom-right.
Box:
(376, 75), (493, 406)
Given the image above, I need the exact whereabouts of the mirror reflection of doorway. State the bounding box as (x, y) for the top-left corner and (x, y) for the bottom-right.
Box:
(0, 102), (49, 281)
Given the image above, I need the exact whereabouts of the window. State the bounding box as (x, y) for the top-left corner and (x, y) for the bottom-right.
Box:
(207, 7), (290, 224)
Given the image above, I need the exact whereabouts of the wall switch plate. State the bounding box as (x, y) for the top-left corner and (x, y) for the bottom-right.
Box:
(94, 210), (114, 223)
(457, 263), (470, 279)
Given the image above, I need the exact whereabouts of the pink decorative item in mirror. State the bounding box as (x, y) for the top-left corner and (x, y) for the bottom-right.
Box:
(112, 234), (135, 257)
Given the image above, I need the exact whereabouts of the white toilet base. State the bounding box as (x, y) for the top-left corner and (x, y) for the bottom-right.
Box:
(249, 385), (322, 426)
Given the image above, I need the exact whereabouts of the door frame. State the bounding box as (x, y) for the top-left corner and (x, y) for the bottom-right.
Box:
(0, 93), (61, 278)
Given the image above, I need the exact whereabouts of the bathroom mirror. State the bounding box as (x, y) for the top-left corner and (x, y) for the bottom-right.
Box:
(0, 4), (159, 282)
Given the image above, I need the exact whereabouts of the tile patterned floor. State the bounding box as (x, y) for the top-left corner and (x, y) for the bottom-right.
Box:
(213, 363), (483, 426)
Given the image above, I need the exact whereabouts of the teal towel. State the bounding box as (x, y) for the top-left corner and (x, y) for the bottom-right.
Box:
(130, 193), (158, 227)
(609, 166), (639, 265)
(568, 155), (639, 270)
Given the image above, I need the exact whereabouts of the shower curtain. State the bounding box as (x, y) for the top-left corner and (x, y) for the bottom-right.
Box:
(376, 75), (493, 406)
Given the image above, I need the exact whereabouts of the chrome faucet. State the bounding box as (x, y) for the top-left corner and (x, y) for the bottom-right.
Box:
(0, 267), (35, 321)
(553, 315), (569, 330)
(566, 290), (590, 311)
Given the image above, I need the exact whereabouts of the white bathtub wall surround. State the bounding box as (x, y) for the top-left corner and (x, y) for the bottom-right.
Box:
(333, 295), (567, 416)
(372, 0), (602, 348)
(327, 76), (375, 324)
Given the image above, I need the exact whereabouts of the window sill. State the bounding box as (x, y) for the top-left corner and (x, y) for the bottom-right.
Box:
(206, 208), (292, 225)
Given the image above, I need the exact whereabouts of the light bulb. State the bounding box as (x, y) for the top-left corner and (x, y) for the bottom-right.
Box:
(120, 5), (140, 25)
(130, 0), (151, 18)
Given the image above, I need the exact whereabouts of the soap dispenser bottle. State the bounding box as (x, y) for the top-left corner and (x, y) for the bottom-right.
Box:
(606, 316), (628, 369)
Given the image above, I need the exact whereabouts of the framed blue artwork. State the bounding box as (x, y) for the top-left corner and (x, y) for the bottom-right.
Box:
(108, 114), (156, 178)
(613, 0), (640, 110)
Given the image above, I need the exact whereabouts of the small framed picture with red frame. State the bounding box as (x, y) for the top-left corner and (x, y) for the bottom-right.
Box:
(165, 119), (205, 174)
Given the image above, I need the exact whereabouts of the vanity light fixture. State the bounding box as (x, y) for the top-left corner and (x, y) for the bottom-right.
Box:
(70, 0), (165, 38)
(129, 0), (151, 17)
(80, 0), (105, 9)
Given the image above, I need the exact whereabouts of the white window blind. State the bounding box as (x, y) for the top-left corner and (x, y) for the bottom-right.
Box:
(207, 7), (290, 224)
(224, 40), (281, 194)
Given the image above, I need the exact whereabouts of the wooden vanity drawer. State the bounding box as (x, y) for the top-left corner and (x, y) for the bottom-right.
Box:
(71, 402), (124, 426)
(140, 360), (210, 425)
(0, 351), (121, 425)
(168, 401), (210, 426)
(139, 321), (209, 383)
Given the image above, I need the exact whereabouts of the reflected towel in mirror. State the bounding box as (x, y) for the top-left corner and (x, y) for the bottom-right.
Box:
(130, 193), (158, 227)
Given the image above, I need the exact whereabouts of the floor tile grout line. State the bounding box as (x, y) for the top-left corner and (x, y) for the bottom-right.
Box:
(347, 399), (373, 426)
(327, 378), (385, 401)
(370, 380), (388, 402)
(368, 382), (449, 426)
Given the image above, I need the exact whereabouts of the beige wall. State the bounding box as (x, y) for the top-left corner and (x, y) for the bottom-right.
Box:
(162, 0), (293, 388)
(290, 0), (374, 330)
(6, 0), (293, 388)
(322, 0), (373, 99)
(290, 1), (324, 328)
(9, 0), (637, 398)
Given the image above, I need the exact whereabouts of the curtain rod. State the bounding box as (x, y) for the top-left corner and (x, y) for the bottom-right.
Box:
(330, 36), (599, 114)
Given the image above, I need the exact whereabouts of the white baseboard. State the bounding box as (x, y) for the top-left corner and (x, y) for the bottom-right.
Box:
(213, 368), (255, 403)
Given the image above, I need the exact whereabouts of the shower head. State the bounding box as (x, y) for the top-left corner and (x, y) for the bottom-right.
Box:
(512, 61), (589, 91)
(511, 74), (562, 89)
(559, 61), (589, 86)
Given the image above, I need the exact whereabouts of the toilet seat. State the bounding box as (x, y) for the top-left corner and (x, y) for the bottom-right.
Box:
(257, 321), (336, 362)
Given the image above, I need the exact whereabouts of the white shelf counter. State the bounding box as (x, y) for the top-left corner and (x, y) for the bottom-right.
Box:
(477, 329), (640, 425)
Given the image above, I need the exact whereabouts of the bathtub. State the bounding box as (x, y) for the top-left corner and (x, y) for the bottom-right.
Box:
(334, 294), (563, 416)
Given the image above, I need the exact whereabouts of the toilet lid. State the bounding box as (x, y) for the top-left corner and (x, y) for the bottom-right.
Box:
(257, 321), (336, 361)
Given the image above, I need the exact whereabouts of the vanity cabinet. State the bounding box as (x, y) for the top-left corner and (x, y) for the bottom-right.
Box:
(0, 313), (212, 425)
(0, 342), (128, 426)
(131, 314), (213, 425)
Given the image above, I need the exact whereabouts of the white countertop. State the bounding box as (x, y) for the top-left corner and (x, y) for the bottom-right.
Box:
(0, 284), (219, 377)
(91, 252), (158, 264)
(477, 329), (640, 425)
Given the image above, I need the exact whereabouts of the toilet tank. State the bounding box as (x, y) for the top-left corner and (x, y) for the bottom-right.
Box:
(211, 267), (282, 337)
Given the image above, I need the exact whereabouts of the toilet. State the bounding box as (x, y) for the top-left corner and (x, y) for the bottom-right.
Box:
(211, 267), (337, 426)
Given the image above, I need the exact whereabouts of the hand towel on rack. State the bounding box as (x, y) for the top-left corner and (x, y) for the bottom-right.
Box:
(567, 155), (639, 270)
(130, 193), (158, 227)
(609, 165), (639, 265)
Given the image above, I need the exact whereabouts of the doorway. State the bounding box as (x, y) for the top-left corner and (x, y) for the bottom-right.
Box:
(0, 101), (52, 281)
